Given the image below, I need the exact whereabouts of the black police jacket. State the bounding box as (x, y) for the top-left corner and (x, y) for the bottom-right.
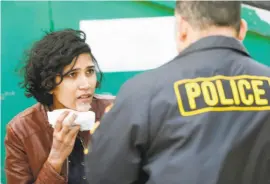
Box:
(86, 36), (270, 184)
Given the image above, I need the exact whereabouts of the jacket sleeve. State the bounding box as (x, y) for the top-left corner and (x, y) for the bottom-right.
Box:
(5, 125), (67, 184)
(85, 80), (151, 184)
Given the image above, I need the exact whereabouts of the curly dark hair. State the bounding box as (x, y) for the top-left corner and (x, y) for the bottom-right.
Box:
(19, 29), (103, 106)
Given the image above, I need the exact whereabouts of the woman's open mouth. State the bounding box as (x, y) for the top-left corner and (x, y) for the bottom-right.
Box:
(77, 94), (92, 103)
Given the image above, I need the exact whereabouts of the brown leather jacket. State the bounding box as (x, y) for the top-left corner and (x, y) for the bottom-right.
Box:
(5, 95), (114, 184)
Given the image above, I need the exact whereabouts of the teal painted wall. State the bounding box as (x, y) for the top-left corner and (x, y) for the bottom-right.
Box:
(1, 1), (270, 183)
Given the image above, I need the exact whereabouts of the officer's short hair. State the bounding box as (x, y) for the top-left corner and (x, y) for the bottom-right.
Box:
(175, 1), (241, 32)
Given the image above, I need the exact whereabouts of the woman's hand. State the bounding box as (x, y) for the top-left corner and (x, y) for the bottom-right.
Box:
(47, 111), (80, 173)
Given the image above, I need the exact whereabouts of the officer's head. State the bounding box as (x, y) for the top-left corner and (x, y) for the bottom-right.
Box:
(175, 1), (247, 52)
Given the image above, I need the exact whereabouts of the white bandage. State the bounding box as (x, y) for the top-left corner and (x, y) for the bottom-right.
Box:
(47, 109), (96, 131)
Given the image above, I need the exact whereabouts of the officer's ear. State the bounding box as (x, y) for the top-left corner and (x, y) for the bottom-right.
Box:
(175, 13), (189, 52)
(177, 15), (188, 42)
(237, 19), (248, 41)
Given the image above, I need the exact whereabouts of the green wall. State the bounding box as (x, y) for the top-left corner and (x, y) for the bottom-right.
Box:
(1, 1), (270, 183)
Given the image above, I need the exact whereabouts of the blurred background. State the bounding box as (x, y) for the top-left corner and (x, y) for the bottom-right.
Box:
(1, 1), (270, 183)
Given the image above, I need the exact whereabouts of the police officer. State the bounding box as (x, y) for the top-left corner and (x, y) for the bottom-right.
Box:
(86, 1), (270, 184)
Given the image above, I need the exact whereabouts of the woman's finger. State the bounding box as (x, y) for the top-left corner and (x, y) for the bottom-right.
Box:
(67, 125), (81, 140)
(61, 113), (77, 135)
(54, 111), (69, 132)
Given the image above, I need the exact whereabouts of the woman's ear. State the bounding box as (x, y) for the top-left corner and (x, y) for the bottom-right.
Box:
(96, 81), (100, 88)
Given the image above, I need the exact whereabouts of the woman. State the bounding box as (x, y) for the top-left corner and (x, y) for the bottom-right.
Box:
(4, 29), (114, 184)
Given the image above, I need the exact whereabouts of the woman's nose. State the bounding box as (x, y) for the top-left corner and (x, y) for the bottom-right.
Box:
(78, 76), (91, 90)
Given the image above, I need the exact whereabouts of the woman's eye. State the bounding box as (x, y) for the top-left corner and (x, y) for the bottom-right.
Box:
(68, 72), (76, 78)
(87, 69), (95, 74)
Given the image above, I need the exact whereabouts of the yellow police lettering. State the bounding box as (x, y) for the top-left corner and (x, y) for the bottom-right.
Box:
(201, 81), (218, 106)
(174, 76), (270, 116)
(238, 79), (254, 105)
(185, 82), (201, 109)
(230, 79), (240, 105)
(251, 80), (268, 105)
(216, 80), (234, 105)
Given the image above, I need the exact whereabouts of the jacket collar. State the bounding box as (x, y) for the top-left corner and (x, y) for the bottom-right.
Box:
(174, 35), (250, 60)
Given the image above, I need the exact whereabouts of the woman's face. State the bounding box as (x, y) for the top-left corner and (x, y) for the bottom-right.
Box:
(51, 53), (97, 112)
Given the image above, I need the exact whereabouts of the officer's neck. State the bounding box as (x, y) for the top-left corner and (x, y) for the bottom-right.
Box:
(194, 27), (238, 40)
(179, 27), (238, 53)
